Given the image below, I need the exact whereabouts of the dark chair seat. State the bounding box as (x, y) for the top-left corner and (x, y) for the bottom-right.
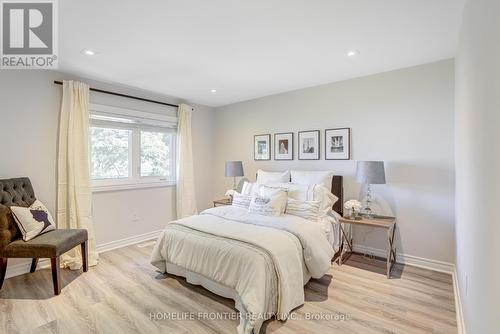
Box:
(2, 229), (88, 258)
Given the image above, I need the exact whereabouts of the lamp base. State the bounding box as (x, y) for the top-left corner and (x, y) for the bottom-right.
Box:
(361, 207), (374, 220)
(362, 183), (374, 219)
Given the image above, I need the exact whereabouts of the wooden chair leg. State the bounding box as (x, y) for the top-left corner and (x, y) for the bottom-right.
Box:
(0, 258), (7, 290)
(81, 241), (88, 272)
(30, 258), (39, 273)
(51, 257), (61, 295)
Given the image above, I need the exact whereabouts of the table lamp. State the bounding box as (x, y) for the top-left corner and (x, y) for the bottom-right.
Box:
(356, 161), (386, 219)
(225, 161), (244, 190)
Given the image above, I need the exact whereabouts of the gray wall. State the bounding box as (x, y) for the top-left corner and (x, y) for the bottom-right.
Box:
(214, 60), (456, 264)
(0, 70), (215, 277)
(455, 0), (500, 332)
(0, 59), (457, 279)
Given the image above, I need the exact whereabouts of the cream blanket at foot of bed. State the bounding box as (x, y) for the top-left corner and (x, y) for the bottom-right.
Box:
(150, 206), (334, 334)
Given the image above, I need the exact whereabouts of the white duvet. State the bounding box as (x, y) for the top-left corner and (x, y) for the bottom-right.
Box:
(150, 206), (335, 333)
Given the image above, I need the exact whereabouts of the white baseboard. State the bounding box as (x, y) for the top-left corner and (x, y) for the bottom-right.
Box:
(4, 230), (162, 279)
(452, 268), (466, 334)
(96, 229), (162, 253)
(352, 243), (454, 274)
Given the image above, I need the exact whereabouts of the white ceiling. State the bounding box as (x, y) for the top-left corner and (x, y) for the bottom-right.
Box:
(60, 0), (465, 107)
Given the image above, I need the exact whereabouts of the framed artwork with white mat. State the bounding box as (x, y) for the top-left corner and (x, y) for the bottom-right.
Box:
(254, 134), (271, 160)
(274, 132), (293, 160)
(325, 128), (351, 160)
(298, 130), (320, 160)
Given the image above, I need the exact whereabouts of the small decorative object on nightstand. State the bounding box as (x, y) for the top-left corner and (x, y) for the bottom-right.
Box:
(344, 200), (362, 220)
(213, 198), (232, 207)
(356, 161), (386, 219)
(338, 215), (397, 278)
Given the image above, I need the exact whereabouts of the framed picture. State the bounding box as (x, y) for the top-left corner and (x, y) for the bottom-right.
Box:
(274, 132), (293, 160)
(254, 134), (271, 160)
(298, 130), (320, 160)
(325, 128), (351, 160)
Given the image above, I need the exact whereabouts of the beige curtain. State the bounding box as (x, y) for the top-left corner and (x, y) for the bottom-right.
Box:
(176, 104), (198, 218)
(57, 80), (99, 270)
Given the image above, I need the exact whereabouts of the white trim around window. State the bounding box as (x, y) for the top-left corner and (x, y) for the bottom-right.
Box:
(89, 104), (177, 193)
(92, 179), (176, 193)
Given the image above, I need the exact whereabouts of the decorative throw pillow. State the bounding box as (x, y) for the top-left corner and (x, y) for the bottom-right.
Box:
(260, 186), (289, 213)
(11, 200), (56, 241)
(231, 193), (252, 209)
(249, 187), (288, 216)
(286, 198), (321, 221)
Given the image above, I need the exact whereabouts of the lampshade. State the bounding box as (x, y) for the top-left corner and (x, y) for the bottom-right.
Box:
(225, 161), (244, 177)
(356, 161), (386, 184)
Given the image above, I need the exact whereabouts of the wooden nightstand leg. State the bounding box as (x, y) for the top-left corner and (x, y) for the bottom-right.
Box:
(338, 223), (353, 266)
(338, 224), (344, 265)
(387, 224), (397, 278)
(387, 228), (391, 278)
(391, 223), (397, 270)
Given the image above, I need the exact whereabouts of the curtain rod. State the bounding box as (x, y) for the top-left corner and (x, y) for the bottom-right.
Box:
(53, 80), (179, 108)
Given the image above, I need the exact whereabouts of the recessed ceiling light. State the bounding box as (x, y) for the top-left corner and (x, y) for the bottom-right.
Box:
(81, 49), (96, 56)
(347, 49), (360, 57)
(211, 89), (217, 93)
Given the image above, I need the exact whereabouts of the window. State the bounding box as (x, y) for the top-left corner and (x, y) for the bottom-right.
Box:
(89, 104), (177, 191)
(91, 127), (131, 180)
(140, 131), (173, 177)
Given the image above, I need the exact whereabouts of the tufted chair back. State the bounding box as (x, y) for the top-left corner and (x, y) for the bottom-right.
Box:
(0, 178), (36, 251)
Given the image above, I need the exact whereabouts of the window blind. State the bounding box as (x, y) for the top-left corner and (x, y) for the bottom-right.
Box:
(89, 103), (177, 130)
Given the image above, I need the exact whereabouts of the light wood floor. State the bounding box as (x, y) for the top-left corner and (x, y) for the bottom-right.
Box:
(0, 242), (457, 334)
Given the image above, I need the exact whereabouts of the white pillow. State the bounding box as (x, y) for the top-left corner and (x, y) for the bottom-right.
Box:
(313, 185), (339, 217)
(231, 193), (252, 209)
(11, 200), (56, 241)
(241, 181), (262, 196)
(244, 181), (307, 202)
(249, 186), (288, 216)
(271, 182), (315, 202)
(286, 198), (321, 221)
(257, 169), (290, 184)
(290, 170), (334, 189)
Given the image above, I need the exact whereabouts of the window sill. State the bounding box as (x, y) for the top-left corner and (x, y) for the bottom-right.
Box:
(92, 181), (176, 193)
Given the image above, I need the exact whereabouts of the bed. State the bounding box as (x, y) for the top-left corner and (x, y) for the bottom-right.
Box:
(151, 174), (343, 334)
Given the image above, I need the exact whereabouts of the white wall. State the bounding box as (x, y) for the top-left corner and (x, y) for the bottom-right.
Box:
(455, 0), (500, 332)
(0, 70), (215, 277)
(214, 60), (455, 264)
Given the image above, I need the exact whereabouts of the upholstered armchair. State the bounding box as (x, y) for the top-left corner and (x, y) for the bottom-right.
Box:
(0, 178), (88, 295)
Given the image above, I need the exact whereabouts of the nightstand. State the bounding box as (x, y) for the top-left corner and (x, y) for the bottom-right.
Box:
(338, 215), (397, 278)
(213, 198), (232, 207)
